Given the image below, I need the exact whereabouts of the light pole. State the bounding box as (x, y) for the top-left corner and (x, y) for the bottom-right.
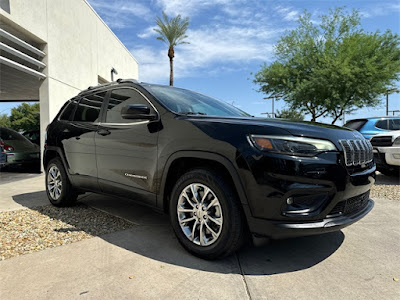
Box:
(263, 95), (276, 118)
(385, 88), (399, 116)
(111, 67), (118, 82)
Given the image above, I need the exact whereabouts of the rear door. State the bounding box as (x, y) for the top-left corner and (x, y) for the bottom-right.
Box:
(59, 92), (106, 190)
(95, 87), (159, 206)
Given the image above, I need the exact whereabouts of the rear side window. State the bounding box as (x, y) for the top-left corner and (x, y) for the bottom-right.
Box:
(105, 88), (151, 123)
(73, 92), (106, 122)
(60, 99), (78, 121)
(375, 120), (389, 130)
(388, 119), (400, 130)
(344, 120), (367, 130)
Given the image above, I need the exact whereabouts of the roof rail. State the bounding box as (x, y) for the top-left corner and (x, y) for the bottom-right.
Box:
(116, 78), (139, 84)
(80, 79), (139, 95)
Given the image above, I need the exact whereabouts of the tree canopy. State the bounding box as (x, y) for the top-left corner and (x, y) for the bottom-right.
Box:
(7, 103), (40, 132)
(254, 7), (400, 124)
(275, 109), (305, 121)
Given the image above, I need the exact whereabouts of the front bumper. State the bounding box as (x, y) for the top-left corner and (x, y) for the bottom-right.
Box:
(4, 152), (40, 166)
(239, 151), (375, 238)
(246, 199), (373, 239)
(373, 146), (400, 167)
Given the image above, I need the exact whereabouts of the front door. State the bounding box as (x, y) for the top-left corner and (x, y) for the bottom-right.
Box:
(95, 87), (159, 206)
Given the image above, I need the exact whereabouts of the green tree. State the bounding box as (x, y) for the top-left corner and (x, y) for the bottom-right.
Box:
(0, 113), (11, 128)
(275, 109), (305, 121)
(254, 8), (400, 124)
(9, 103), (40, 132)
(154, 11), (189, 86)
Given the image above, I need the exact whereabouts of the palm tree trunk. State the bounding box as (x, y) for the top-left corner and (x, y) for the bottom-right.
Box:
(169, 57), (173, 86)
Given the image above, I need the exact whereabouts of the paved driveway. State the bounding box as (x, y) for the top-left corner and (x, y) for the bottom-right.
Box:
(0, 175), (399, 300)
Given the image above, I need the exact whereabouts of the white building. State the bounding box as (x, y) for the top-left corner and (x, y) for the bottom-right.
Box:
(0, 0), (139, 159)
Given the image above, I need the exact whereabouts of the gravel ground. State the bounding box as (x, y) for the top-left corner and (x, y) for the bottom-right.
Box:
(371, 184), (400, 200)
(0, 204), (134, 261)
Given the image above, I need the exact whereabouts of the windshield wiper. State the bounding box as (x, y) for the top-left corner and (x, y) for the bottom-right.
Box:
(180, 111), (207, 115)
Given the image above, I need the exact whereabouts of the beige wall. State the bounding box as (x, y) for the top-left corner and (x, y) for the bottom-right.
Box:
(1, 0), (139, 168)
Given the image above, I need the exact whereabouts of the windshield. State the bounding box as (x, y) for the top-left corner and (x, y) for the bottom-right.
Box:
(144, 85), (250, 117)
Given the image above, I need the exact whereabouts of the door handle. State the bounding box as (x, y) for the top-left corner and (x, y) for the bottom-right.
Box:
(97, 129), (111, 136)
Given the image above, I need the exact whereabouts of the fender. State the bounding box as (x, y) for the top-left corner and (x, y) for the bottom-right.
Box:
(157, 150), (250, 210)
(44, 146), (73, 180)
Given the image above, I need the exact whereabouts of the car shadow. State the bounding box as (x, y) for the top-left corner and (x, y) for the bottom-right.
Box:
(12, 191), (344, 276)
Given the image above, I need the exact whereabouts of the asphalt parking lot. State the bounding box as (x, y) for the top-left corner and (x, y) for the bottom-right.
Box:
(0, 172), (399, 300)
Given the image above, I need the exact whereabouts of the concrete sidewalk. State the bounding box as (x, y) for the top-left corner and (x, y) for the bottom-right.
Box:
(0, 176), (399, 299)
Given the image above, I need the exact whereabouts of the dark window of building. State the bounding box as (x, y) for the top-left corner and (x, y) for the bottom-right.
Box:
(105, 88), (150, 123)
(73, 92), (105, 122)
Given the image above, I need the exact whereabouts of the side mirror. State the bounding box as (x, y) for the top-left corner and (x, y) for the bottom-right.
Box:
(121, 104), (157, 120)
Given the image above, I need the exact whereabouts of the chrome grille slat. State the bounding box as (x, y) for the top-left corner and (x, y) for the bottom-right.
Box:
(339, 139), (373, 166)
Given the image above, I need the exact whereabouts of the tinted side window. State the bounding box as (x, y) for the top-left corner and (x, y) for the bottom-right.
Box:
(105, 88), (150, 123)
(344, 120), (367, 131)
(73, 92), (105, 122)
(388, 119), (400, 130)
(375, 120), (388, 130)
(60, 99), (78, 121)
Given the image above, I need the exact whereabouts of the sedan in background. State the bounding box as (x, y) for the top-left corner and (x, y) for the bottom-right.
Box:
(344, 117), (400, 139)
(0, 139), (6, 168)
(0, 127), (40, 171)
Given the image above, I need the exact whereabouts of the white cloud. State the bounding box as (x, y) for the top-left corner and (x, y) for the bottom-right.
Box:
(137, 26), (157, 39)
(275, 5), (299, 22)
(88, 0), (153, 28)
(132, 24), (276, 83)
(155, 0), (239, 17)
(360, 3), (400, 19)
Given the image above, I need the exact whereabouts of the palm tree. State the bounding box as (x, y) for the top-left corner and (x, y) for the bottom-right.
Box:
(154, 12), (189, 86)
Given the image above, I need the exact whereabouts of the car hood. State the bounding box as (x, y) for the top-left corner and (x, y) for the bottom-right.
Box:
(186, 116), (362, 142)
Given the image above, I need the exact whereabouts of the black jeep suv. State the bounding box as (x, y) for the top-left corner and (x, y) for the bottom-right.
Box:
(44, 79), (375, 259)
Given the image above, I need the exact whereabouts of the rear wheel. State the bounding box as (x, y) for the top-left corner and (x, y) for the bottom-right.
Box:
(169, 169), (244, 259)
(46, 158), (78, 206)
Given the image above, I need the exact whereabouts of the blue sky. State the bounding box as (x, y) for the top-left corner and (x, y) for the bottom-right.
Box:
(1, 0), (399, 124)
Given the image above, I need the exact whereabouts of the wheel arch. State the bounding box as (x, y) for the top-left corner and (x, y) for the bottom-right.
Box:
(158, 151), (249, 213)
(43, 146), (72, 180)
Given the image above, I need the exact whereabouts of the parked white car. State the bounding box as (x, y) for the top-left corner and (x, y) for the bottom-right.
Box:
(370, 131), (400, 176)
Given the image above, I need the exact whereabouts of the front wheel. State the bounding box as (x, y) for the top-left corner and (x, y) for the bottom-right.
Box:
(169, 169), (245, 259)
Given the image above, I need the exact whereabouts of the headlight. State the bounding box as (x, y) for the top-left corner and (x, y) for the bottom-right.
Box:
(248, 135), (337, 157)
(393, 137), (400, 145)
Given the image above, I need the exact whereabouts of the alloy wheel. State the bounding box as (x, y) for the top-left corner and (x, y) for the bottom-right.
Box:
(177, 183), (223, 246)
(47, 165), (62, 200)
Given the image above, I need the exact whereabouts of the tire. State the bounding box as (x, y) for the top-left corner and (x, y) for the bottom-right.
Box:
(169, 168), (245, 259)
(377, 166), (400, 177)
(45, 158), (78, 206)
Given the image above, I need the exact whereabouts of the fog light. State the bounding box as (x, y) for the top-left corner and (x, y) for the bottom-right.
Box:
(393, 154), (400, 159)
(286, 197), (293, 205)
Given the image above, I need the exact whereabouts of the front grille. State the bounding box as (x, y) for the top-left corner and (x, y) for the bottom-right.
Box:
(370, 136), (392, 147)
(339, 139), (373, 166)
(327, 191), (370, 217)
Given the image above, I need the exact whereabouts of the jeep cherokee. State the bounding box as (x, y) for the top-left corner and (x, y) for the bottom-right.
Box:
(44, 79), (375, 259)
